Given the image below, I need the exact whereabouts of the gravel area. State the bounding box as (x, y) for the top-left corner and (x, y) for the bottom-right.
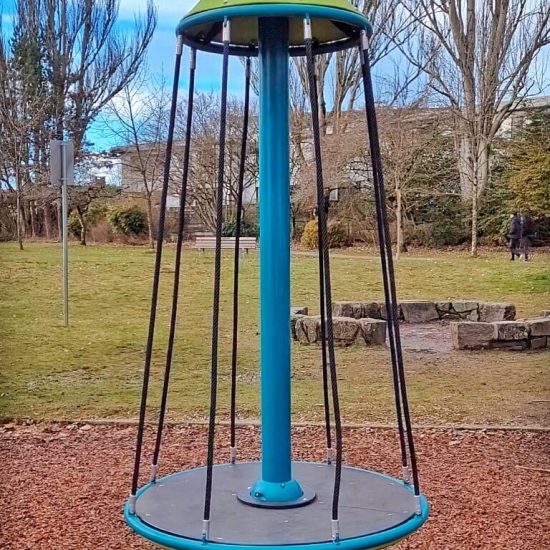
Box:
(1, 424), (548, 549)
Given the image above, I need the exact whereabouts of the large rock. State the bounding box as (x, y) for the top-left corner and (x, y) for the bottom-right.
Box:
(493, 321), (528, 341)
(491, 340), (529, 351)
(295, 316), (320, 344)
(451, 322), (494, 350)
(380, 303), (403, 321)
(451, 301), (479, 321)
(290, 314), (307, 339)
(363, 302), (382, 319)
(400, 301), (439, 323)
(530, 336), (548, 350)
(479, 302), (516, 322)
(331, 301), (365, 319)
(331, 317), (360, 346)
(527, 318), (550, 337)
(359, 318), (386, 345)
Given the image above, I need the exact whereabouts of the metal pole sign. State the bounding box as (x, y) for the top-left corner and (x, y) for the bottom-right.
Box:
(50, 139), (74, 327)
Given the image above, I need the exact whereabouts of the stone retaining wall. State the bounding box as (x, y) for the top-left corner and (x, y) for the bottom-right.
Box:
(451, 318), (550, 351)
(332, 300), (516, 323)
(292, 314), (386, 347)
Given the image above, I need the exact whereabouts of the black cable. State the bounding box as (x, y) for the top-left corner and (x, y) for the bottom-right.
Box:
(359, 42), (420, 495)
(304, 26), (343, 524)
(131, 37), (184, 499)
(151, 48), (197, 472)
(203, 29), (230, 527)
(229, 56), (251, 457)
(314, 83), (332, 460)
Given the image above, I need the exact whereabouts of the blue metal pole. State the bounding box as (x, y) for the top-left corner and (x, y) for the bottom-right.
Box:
(249, 17), (303, 504)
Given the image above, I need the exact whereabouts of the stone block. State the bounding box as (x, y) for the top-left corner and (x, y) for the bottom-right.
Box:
(363, 301), (382, 319)
(400, 301), (439, 323)
(530, 336), (548, 350)
(295, 316), (320, 344)
(491, 340), (529, 351)
(332, 317), (360, 346)
(359, 318), (386, 345)
(527, 318), (550, 337)
(479, 302), (516, 322)
(290, 314), (307, 340)
(332, 301), (364, 319)
(436, 302), (452, 316)
(291, 306), (309, 316)
(380, 303), (403, 321)
(450, 301), (479, 320)
(493, 321), (528, 341)
(451, 322), (494, 350)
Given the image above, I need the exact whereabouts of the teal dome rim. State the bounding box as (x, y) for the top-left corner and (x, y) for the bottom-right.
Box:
(176, 4), (373, 57)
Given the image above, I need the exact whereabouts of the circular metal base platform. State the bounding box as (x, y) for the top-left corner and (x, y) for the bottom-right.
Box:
(125, 461), (429, 550)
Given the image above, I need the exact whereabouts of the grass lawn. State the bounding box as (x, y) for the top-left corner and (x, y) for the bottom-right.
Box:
(1, 242), (549, 425)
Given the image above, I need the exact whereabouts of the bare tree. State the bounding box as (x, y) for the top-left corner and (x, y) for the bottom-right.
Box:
(103, 77), (169, 248)
(174, 92), (259, 233)
(402, 0), (550, 255)
(0, 0), (156, 246)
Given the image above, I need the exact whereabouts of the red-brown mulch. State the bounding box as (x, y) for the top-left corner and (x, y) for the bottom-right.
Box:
(0, 424), (548, 549)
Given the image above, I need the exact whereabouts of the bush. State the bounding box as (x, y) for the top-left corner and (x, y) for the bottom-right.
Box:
(108, 206), (147, 236)
(221, 219), (259, 238)
(68, 212), (82, 238)
(300, 219), (349, 249)
(301, 219), (318, 249)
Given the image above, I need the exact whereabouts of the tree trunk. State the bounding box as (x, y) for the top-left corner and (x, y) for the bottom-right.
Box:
(76, 209), (87, 246)
(29, 201), (37, 238)
(146, 197), (154, 249)
(43, 202), (52, 239)
(470, 189), (479, 257)
(16, 184), (23, 251)
(56, 200), (62, 242)
(395, 187), (405, 259)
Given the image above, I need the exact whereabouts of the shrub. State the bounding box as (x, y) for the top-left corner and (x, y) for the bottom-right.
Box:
(68, 212), (82, 238)
(221, 219), (259, 238)
(301, 219), (318, 249)
(327, 221), (348, 248)
(300, 219), (349, 249)
(108, 206), (147, 236)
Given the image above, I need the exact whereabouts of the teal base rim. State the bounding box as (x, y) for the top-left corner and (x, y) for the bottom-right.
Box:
(125, 465), (429, 550)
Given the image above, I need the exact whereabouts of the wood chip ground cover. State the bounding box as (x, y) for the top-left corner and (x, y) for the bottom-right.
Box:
(1, 424), (548, 549)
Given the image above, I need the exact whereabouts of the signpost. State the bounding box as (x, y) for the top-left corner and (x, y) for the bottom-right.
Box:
(50, 140), (74, 327)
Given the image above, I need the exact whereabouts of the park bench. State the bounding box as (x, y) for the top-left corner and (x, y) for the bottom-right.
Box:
(195, 235), (257, 254)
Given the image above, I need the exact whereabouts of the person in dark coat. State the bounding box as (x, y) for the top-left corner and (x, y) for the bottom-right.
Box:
(506, 213), (521, 260)
(519, 214), (534, 261)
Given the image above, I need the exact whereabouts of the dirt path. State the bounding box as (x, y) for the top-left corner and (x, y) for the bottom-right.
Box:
(1, 424), (548, 550)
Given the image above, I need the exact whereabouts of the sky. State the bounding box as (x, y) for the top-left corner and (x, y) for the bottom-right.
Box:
(1, 0), (253, 151)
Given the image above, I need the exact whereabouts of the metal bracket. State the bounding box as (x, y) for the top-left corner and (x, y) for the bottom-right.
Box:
(402, 465), (411, 484)
(128, 494), (137, 515)
(176, 34), (184, 55)
(190, 47), (197, 70)
(150, 463), (159, 483)
(230, 446), (237, 464)
(331, 519), (340, 542)
(201, 519), (210, 542)
(327, 447), (334, 465)
(223, 18), (231, 43)
(303, 17), (312, 41)
(415, 495), (422, 515)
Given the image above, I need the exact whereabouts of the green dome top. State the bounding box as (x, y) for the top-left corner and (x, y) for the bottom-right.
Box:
(176, 0), (372, 57)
